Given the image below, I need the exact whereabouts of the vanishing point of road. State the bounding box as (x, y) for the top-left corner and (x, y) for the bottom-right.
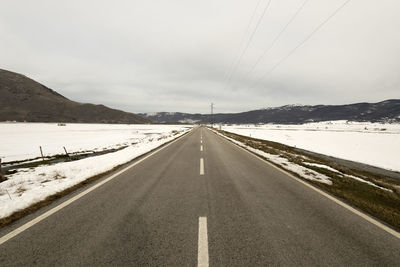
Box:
(0, 127), (399, 266)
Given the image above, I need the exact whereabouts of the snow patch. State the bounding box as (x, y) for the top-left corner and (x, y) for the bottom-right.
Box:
(0, 125), (191, 219)
(344, 174), (392, 192)
(214, 131), (332, 185)
(302, 162), (342, 174)
(179, 119), (200, 124)
(215, 129), (393, 193)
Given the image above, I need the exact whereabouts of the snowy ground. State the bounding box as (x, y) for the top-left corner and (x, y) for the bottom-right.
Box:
(214, 131), (332, 185)
(214, 129), (393, 192)
(0, 123), (192, 163)
(0, 123), (191, 219)
(221, 121), (400, 172)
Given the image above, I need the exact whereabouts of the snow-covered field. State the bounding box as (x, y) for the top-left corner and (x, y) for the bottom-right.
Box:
(0, 123), (191, 219)
(221, 121), (400, 172)
(214, 129), (393, 192)
(0, 123), (190, 162)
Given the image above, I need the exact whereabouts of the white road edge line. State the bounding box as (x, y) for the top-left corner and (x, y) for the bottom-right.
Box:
(200, 158), (204, 175)
(0, 130), (191, 246)
(211, 128), (400, 240)
(200, 145), (203, 152)
(198, 217), (209, 267)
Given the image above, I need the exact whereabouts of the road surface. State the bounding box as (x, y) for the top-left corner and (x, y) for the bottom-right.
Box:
(0, 127), (399, 266)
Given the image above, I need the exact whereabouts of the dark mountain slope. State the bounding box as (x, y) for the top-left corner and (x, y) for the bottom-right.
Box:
(142, 100), (400, 124)
(0, 69), (151, 123)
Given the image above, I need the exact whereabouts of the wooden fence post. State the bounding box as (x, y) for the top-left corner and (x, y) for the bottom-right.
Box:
(63, 146), (70, 158)
(40, 146), (45, 161)
(0, 158), (4, 181)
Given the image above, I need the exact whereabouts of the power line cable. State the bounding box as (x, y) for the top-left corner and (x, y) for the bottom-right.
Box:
(224, 0), (273, 90)
(221, 0), (263, 85)
(245, 0), (309, 79)
(249, 0), (351, 90)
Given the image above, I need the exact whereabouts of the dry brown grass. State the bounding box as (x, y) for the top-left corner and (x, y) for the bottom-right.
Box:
(15, 186), (27, 196)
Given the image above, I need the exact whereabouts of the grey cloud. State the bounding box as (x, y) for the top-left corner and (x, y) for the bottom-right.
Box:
(1, 0), (399, 113)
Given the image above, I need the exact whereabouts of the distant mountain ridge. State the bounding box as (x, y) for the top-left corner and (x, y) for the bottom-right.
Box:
(141, 100), (400, 124)
(2, 68), (398, 125)
(0, 69), (151, 123)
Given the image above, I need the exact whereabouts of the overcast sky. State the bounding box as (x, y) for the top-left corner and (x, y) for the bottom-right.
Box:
(1, 0), (399, 113)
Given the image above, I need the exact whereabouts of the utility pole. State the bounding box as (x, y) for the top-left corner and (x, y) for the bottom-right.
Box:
(210, 103), (214, 128)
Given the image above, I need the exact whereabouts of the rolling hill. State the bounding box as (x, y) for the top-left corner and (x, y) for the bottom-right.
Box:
(141, 100), (400, 124)
(0, 69), (151, 123)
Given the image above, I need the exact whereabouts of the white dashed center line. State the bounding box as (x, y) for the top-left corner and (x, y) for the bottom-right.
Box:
(198, 217), (209, 267)
(200, 158), (204, 175)
(200, 145), (203, 151)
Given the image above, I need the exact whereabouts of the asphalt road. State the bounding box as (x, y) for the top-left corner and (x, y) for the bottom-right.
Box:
(0, 127), (399, 266)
